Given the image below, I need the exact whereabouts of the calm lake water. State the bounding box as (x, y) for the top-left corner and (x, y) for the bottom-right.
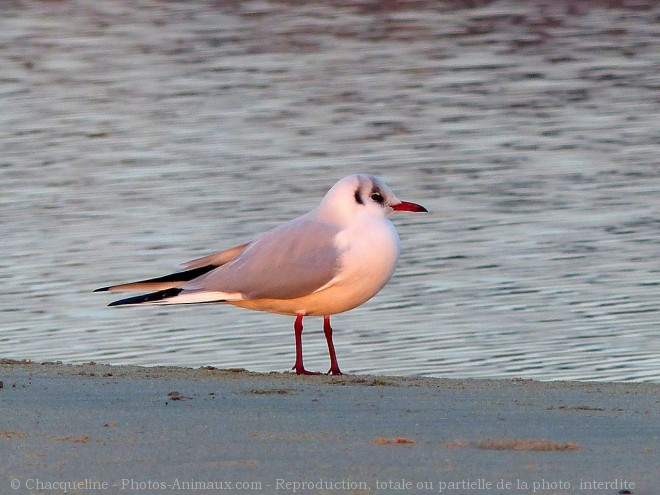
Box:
(1, 1), (658, 381)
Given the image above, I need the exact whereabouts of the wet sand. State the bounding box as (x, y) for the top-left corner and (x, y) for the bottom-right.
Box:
(1, 360), (658, 494)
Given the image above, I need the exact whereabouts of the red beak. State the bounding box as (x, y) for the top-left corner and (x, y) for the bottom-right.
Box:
(391, 201), (428, 213)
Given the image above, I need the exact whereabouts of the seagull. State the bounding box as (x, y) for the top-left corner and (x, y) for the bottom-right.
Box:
(95, 174), (427, 375)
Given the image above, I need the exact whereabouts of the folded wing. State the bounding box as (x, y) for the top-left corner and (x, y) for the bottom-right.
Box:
(184, 213), (342, 300)
(97, 212), (343, 306)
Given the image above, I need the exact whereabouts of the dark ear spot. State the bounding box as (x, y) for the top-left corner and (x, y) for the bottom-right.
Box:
(354, 189), (364, 205)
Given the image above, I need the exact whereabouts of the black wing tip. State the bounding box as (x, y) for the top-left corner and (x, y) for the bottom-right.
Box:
(108, 288), (183, 307)
(94, 264), (217, 295)
(137, 264), (218, 286)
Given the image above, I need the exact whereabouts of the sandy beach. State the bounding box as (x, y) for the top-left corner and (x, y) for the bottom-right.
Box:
(1, 360), (657, 494)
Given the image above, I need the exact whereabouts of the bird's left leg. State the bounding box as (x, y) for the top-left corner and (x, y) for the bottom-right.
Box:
(323, 315), (342, 375)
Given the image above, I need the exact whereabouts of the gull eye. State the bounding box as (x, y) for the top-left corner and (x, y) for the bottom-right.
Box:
(370, 192), (385, 204)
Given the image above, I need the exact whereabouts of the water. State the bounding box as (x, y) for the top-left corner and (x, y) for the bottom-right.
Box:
(1, 0), (658, 381)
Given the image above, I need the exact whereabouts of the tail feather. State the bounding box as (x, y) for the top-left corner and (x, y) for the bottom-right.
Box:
(107, 288), (233, 306)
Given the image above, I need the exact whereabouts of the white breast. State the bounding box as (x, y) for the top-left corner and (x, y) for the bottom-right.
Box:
(328, 212), (401, 312)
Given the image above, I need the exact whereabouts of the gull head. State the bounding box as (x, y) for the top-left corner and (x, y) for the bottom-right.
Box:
(319, 174), (427, 222)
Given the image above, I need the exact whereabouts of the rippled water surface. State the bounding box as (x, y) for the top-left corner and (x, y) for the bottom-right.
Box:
(2, 0), (658, 381)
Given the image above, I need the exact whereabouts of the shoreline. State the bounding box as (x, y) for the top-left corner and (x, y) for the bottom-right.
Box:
(1, 360), (658, 494)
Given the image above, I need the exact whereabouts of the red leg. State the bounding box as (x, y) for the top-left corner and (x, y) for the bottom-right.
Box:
(324, 315), (342, 375)
(292, 313), (320, 375)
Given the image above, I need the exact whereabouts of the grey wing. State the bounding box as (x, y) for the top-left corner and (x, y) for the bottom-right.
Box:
(95, 242), (250, 293)
(184, 213), (342, 300)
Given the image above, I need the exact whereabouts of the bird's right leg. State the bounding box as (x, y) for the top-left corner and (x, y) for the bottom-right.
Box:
(292, 313), (320, 375)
